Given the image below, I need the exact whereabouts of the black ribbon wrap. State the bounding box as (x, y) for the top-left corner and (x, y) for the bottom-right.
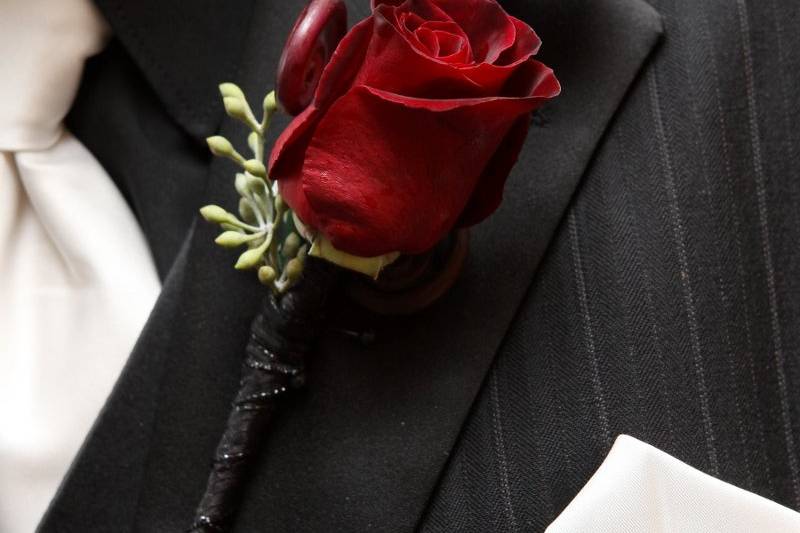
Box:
(189, 258), (338, 532)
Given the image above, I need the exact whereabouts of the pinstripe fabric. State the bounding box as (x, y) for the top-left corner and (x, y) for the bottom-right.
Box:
(419, 0), (800, 530)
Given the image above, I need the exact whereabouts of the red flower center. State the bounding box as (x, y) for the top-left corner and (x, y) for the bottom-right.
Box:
(399, 12), (473, 65)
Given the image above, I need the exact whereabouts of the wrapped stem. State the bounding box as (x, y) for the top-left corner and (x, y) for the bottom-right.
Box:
(188, 258), (338, 532)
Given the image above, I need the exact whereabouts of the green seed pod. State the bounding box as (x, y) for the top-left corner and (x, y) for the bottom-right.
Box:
(235, 173), (249, 197)
(206, 136), (235, 157)
(199, 205), (231, 224)
(285, 257), (303, 282)
(297, 243), (309, 260)
(282, 232), (301, 259)
(235, 247), (264, 270)
(239, 198), (257, 224)
(215, 231), (250, 248)
(223, 96), (249, 122)
(243, 159), (267, 178)
(263, 91), (278, 115)
(275, 194), (286, 213)
(258, 265), (277, 285)
(247, 131), (260, 154)
(219, 82), (245, 99)
(244, 174), (267, 198)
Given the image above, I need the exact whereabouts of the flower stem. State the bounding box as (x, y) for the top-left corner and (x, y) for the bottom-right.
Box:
(187, 258), (338, 532)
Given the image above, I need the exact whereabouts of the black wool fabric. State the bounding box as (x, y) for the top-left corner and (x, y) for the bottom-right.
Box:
(421, 0), (800, 530)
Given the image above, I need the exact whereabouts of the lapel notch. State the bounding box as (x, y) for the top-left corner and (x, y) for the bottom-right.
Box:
(91, 0), (257, 139)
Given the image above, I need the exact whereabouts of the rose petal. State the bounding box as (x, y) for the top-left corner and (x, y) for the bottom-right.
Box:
(356, 7), (486, 98)
(312, 16), (374, 109)
(419, 20), (473, 63)
(414, 26), (441, 55)
(400, 11), (426, 32)
(367, 4), (547, 96)
(496, 16), (542, 66)
(432, 0), (516, 63)
(269, 106), (317, 173)
(456, 19), (545, 92)
(501, 57), (561, 99)
(270, 106), (323, 229)
(374, 0), (451, 22)
(371, 0), (405, 9)
(403, 18), (472, 61)
(294, 86), (550, 256)
(361, 62), (559, 111)
(270, 17), (377, 227)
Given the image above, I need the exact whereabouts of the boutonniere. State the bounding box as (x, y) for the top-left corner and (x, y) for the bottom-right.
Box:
(191, 0), (559, 530)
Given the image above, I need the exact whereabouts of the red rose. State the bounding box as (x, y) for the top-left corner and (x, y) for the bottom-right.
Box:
(270, 0), (560, 257)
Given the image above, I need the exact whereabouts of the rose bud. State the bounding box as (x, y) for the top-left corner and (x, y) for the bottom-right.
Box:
(276, 0), (348, 115)
(270, 0), (560, 258)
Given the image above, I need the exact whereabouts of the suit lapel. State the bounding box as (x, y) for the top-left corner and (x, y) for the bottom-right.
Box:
(40, 0), (662, 531)
(89, 0), (257, 139)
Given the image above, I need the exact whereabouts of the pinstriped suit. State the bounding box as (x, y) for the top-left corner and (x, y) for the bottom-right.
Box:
(422, 0), (800, 530)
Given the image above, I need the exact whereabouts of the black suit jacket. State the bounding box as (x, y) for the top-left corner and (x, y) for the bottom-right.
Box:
(40, 0), (800, 531)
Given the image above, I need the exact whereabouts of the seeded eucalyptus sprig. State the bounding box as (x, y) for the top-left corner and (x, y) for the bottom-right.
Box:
(200, 83), (309, 294)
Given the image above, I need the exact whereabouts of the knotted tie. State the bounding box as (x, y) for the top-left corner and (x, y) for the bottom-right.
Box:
(0, 1), (160, 531)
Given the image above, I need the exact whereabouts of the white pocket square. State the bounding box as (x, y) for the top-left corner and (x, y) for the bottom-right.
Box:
(546, 435), (800, 532)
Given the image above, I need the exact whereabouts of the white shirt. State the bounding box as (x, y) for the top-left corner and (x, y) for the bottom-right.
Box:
(0, 1), (160, 531)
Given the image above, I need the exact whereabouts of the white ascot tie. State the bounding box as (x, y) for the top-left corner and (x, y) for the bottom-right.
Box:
(0, 1), (160, 531)
(547, 435), (800, 532)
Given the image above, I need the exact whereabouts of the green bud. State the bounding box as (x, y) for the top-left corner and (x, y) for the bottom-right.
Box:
(285, 257), (304, 281)
(248, 131), (260, 154)
(282, 232), (301, 258)
(219, 83), (245, 99)
(206, 136), (234, 157)
(223, 96), (248, 121)
(243, 159), (267, 178)
(200, 205), (231, 224)
(245, 173), (268, 196)
(215, 231), (250, 248)
(275, 194), (286, 213)
(297, 243), (309, 260)
(263, 91), (278, 115)
(258, 265), (277, 285)
(235, 247), (265, 270)
(234, 173), (249, 197)
(239, 198), (256, 223)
